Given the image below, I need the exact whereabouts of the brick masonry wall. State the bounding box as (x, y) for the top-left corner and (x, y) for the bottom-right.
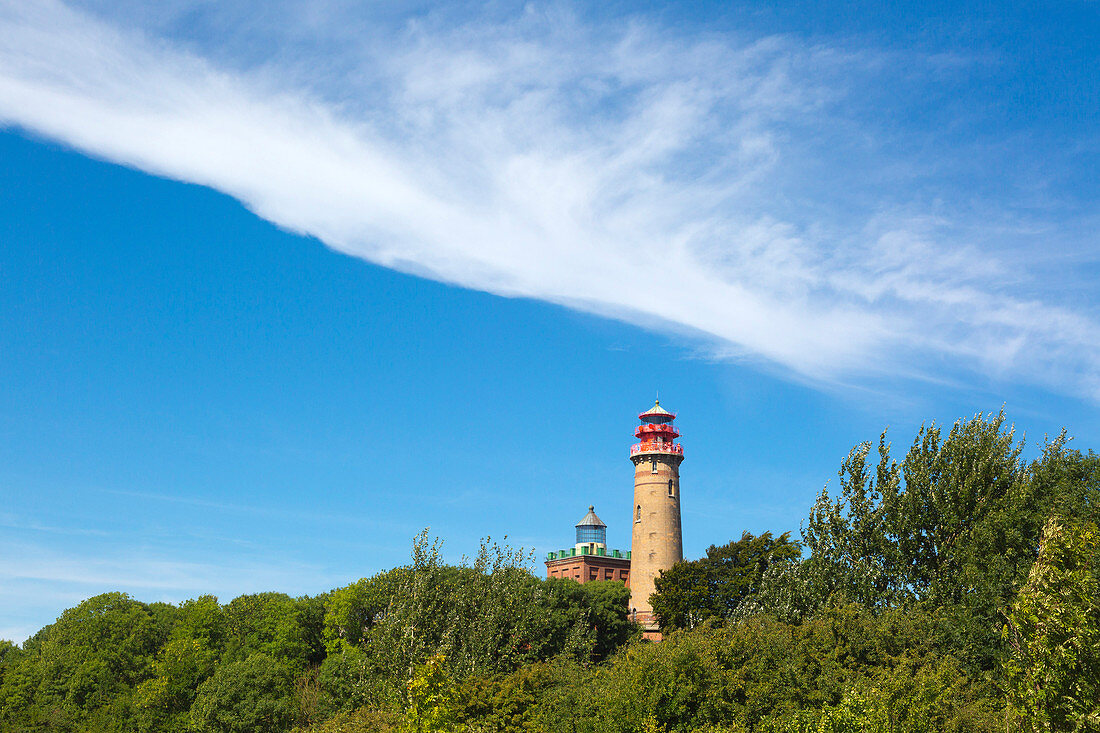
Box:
(545, 555), (631, 587)
(629, 453), (683, 621)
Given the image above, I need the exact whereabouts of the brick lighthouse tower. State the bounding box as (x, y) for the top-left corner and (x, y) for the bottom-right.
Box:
(629, 399), (684, 630)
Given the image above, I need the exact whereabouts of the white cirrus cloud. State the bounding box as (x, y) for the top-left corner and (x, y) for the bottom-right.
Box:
(1, 0), (1098, 395)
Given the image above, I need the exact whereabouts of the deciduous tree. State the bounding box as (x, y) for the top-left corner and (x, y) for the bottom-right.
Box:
(1004, 516), (1100, 731)
(651, 531), (798, 631)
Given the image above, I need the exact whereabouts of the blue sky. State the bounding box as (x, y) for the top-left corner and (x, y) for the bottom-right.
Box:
(1, 0), (1098, 642)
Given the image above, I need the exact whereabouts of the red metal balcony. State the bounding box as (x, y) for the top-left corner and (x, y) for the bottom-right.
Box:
(635, 423), (680, 439)
(630, 442), (684, 456)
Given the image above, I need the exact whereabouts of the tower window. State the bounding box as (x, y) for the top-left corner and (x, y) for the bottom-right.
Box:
(651, 458), (658, 474)
(668, 479), (674, 497)
(636, 505), (641, 522)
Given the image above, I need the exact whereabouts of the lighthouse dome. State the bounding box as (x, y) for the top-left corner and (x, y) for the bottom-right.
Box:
(575, 505), (606, 528)
(639, 400), (675, 424)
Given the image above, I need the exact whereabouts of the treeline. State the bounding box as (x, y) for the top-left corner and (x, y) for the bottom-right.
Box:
(0, 537), (635, 732)
(1, 411), (1098, 732)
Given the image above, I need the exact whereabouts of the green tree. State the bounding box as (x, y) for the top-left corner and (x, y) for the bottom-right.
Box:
(224, 592), (315, 668)
(888, 412), (1028, 606)
(651, 531), (799, 631)
(0, 592), (171, 729)
(133, 636), (220, 731)
(324, 570), (409, 653)
(401, 654), (463, 733)
(317, 642), (389, 716)
(298, 593), (331, 667)
(771, 412), (1100, 669)
(455, 661), (560, 733)
(764, 688), (890, 733)
(132, 594), (226, 729)
(799, 435), (898, 612)
(532, 578), (637, 663)
(1004, 516), (1100, 731)
(0, 640), (19, 691)
(537, 601), (1001, 733)
(368, 531), (560, 680)
(190, 652), (299, 733)
(291, 706), (397, 733)
(580, 579), (638, 660)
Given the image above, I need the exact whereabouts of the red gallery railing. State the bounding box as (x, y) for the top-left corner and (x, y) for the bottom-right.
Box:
(635, 423), (680, 438)
(630, 442), (684, 456)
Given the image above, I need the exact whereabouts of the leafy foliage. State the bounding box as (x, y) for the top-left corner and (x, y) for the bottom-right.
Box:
(454, 660), (561, 733)
(0, 592), (172, 730)
(779, 411), (1100, 669)
(1004, 516), (1100, 731)
(401, 654), (463, 733)
(537, 603), (999, 733)
(223, 592), (321, 668)
(651, 531), (799, 631)
(190, 653), (299, 733)
(324, 570), (409, 653)
(133, 595), (224, 730)
(291, 706), (395, 733)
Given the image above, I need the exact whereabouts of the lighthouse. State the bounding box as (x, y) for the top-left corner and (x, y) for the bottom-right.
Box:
(629, 399), (684, 629)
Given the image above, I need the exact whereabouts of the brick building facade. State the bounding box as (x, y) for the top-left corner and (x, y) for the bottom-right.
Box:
(544, 552), (631, 584)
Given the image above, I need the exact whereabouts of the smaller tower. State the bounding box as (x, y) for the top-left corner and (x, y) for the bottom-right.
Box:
(545, 506), (631, 585)
(575, 506), (607, 555)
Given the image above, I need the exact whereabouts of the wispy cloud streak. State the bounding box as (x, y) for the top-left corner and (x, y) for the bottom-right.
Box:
(1, 1), (1097, 394)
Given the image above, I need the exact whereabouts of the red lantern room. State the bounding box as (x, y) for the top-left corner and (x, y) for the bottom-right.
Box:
(630, 400), (683, 458)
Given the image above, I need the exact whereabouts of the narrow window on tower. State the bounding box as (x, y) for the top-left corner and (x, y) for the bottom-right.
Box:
(668, 479), (674, 497)
(636, 505), (641, 522)
(651, 458), (658, 474)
